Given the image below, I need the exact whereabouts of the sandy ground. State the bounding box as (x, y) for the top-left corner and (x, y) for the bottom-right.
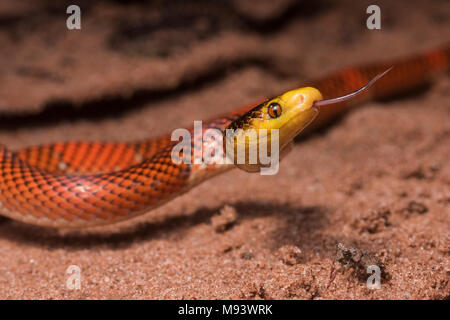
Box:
(0, 0), (448, 299)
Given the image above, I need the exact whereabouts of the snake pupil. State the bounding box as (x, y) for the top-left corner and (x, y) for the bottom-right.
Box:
(268, 102), (282, 118)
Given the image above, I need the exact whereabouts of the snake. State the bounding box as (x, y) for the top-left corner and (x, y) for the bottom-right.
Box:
(0, 45), (448, 228)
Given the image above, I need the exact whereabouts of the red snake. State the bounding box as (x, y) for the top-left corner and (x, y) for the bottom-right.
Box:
(0, 45), (448, 228)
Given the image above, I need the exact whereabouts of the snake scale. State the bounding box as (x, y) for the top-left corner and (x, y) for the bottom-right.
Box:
(0, 45), (448, 227)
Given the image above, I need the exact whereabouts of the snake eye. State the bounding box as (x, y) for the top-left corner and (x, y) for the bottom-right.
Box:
(267, 102), (282, 118)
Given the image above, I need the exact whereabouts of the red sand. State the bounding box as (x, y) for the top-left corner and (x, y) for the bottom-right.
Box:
(0, 0), (448, 299)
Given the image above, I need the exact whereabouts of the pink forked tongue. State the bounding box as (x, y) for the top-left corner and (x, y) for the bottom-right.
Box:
(313, 67), (393, 108)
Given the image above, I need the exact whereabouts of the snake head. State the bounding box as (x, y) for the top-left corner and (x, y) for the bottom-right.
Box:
(224, 87), (322, 173)
(224, 68), (391, 173)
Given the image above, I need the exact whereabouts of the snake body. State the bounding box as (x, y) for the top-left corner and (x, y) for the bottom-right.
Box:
(1, 45), (449, 227)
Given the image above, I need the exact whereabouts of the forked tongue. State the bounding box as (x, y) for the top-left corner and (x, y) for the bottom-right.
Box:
(313, 67), (393, 108)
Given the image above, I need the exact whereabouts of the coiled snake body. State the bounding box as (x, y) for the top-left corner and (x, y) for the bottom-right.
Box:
(0, 46), (449, 227)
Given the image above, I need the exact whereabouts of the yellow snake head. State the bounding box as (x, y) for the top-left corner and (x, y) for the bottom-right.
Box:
(225, 69), (391, 173)
(224, 87), (322, 173)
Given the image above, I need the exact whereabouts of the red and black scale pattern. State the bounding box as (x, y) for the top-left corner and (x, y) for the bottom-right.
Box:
(1, 143), (191, 226)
